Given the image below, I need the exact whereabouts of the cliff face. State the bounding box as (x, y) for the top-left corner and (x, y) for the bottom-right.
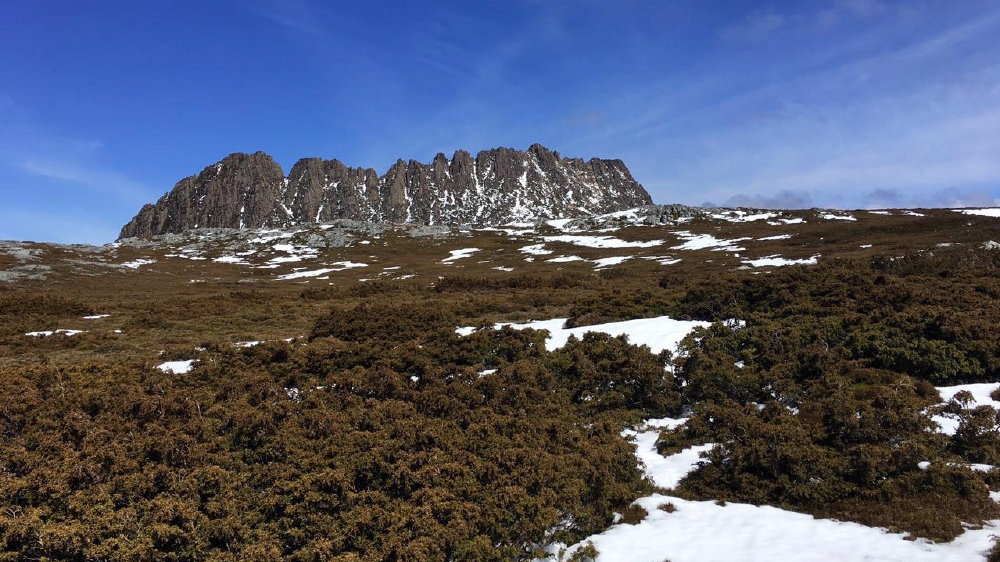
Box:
(119, 144), (652, 238)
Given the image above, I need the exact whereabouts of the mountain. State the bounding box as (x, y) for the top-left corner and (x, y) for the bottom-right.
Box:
(118, 144), (652, 239)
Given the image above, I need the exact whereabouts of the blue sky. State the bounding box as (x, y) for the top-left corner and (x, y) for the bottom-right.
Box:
(2, 0), (999, 243)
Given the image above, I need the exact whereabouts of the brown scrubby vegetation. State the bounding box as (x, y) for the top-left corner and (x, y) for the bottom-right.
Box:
(3, 211), (1000, 558)
(0, 324), (661, 560)
(660, 244), (1000, 540)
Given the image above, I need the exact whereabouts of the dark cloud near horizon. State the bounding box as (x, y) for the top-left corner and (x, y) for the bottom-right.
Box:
(703, 190), (815, 209)
(702, 186), (999, 210)
(861, 188), (905, 208)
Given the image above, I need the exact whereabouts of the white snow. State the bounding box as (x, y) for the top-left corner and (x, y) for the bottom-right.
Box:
(82, 314), (110, 320)
(549, 413), (1000, 562)
(543, 235), (663, 249)
(442, 247), (481, 263)
(937, 383), (1000, 407)
(547, 255), (585, 263)
(520, 244), (553, 256)
(671, 231), (749, 252)
(623, 420), (713, 489)
(157, 360), (194, 374)
(957, 208), (1000, 218)
(709, 211), (778, 223)
(459, 315), (710, 354)
(769, 217), (806, 225)
(265, 244), (318, 266)
(818, 212), (858, 221)
(931, 383), (1000, 436)
(276, 262), (368, 280)
(553, 493), (1000, 562)
(25, 329), (85, 337)
(121, 258), (156, 269)
(492, 266), (515, 272)
(593, 256), (631, 268)
(758, 234), (793, 241)
(869, 210), (892, 215)
(641, 256), (682, 266)
(743, 255), (819, 267)
(267, 254), (311, 264)
(213, 255), (251, 265)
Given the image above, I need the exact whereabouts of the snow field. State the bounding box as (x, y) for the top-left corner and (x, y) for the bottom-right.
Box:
(957, 209), (1000, 218)
(157, 360), (195, 374)
(554, 412), (1000, 562)
(508, 319), (1000, 561)
(25, 329), (85, 337)
(458, 315), (712, 354)
(121, 258), (156, 269)
(742, 255), (819, 267)
(275, 262), (367, 280)
(930, 383), (1000, 436)
(541, 234), (663, 249)
(670, 231), (749, 252)
(442, 247), (481, 263)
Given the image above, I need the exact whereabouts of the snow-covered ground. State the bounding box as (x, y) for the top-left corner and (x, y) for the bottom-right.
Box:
(957, 209), (1000, 218)
(552, 492), (999, 562)
(157, 360), (194, 374)
(457, 315), (711, 354)
(275, 262), (367, 280)
(592, 256), (631, 268)
(931, 383), (1000, 436)
(709, 211), (778, 223)
(547, 255), (585, 263)
(743, 254), (819, 267)
(624, 418), (713, 489)
(542, 234), (663, 249)
(442, 247), (481, 263)
(769, 217), (806, 225)
(550, 412), (1000, 562)
(25, 329), (85, 337)
(120, 258), (156, 269)
(521, 244), (554, 256)
(671, 232), (750, 252)
(522, 323), (1000, 561)
(818, 212), (858, 221)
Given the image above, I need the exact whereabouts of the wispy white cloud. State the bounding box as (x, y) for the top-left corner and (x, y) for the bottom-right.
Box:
(573, 6), (1000, 209)
(0, 96), (157, 242)
(19, 158), (152, 201)
(251, 0), (329, 36)
(719, 10), (786, 43)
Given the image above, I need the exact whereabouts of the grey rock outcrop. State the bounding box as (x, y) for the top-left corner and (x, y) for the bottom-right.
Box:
(119, 144), (652, 238)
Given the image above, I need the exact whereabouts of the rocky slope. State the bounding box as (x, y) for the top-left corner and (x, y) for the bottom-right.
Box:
(119, 144), (652, 238)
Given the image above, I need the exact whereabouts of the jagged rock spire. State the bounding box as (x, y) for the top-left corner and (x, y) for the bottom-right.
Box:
(119, 145), (652, 239)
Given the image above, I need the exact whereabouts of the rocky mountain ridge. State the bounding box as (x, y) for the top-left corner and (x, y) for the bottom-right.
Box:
(119, 144), (652, 239)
